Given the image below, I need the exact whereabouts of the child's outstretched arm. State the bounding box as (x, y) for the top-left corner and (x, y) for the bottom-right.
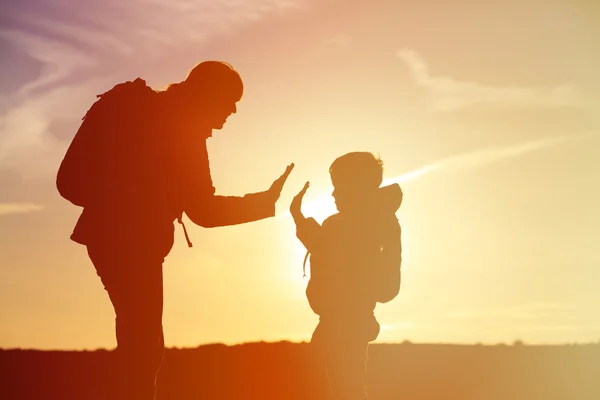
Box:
(290, 182), (322, 253)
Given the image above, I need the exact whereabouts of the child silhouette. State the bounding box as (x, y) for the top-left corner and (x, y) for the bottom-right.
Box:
(290, 152), (403, 399)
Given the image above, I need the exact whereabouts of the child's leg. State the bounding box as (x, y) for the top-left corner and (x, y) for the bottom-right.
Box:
(325, 338), (370, 400)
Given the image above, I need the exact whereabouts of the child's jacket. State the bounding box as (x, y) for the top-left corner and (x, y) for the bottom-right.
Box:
(295, 184), (403, 337)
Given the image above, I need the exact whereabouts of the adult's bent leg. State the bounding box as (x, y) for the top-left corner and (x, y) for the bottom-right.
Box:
(87, 243), (165, 400)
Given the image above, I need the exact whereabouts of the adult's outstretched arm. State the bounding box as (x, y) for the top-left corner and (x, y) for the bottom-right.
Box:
(184, 190), (275, 228)
(183, 163), (294, 228)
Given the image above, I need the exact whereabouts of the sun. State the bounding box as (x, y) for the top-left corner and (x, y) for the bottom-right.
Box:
(276, 189), (338, 223)
(300, 193), (338, 224)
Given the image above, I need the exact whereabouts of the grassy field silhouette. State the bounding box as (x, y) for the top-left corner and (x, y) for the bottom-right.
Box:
(2, 341), (598, 400)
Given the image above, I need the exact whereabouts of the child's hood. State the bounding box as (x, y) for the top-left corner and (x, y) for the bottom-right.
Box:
(377, 183), (403, 213)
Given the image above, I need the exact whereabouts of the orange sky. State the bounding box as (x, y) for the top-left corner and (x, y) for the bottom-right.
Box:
(1, 0), (599, 349)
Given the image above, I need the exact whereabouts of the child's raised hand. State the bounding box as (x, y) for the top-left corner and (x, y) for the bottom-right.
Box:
(290, 181), (310, 221)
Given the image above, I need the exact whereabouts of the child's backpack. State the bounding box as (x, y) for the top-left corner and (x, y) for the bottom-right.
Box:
(303, 183), (403, 305)
(372, 214), (402, 304)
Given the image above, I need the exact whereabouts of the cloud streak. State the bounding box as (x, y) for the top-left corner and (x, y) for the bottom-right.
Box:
(0, 203), (45, 216)
(380, 321), (415, 332)
(280, 133), (584, 221)
(397, 48), (583, 111)
(384, 134), (571, 186)
(441, 302), (599, 341)
(321, 33), (350, 51)
(446, 302), (576, 321)
(0, 29), (96, 97)
(1, 0), (304, 96)
(0, 0), (305, 167)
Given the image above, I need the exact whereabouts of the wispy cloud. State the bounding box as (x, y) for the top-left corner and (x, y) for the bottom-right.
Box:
(1, 0), (303, 95)
(384, 134), (575, 186)
(0, 83), (103, 167)
(0, 29), (97, 97)
(442, 302), (596, 341)
(321, 33), (350, 51)
(396, 48), (583, 111)
(0, 0), (306, 171)
(446, 302), (576, 321)
(0, 202), (45, 216)
(279, 133), (588, 221)
(380, 321), (415, 332)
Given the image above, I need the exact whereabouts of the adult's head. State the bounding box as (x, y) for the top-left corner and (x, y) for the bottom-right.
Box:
(166, 61), (244, 133)
(329, 151), (384, 212)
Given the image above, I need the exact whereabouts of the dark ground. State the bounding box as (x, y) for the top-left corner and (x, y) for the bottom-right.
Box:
(2, 341), (599, 400)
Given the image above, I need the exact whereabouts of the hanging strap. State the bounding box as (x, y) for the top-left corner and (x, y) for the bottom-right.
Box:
(177, 213), (193, 248)
(302, 251), (310, 278)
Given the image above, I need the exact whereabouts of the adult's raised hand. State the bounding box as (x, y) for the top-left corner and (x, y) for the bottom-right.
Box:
(267, 163), (295, 203)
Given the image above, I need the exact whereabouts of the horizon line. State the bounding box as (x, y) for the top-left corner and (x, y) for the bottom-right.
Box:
(3, 339), (598, 352)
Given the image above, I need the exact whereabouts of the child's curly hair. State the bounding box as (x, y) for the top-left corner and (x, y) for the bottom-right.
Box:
(329, 151), (384, 189)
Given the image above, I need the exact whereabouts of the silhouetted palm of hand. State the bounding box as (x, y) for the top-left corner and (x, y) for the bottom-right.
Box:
(267, 163), (295, 203)
(290, 181), (310, 220)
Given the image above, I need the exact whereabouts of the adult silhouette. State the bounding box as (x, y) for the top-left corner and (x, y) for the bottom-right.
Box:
(56, 61), (294, 400)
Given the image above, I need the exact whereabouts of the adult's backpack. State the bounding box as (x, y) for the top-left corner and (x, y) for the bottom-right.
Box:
(57, 78), (195, 247)
(56, 78), (158, 208)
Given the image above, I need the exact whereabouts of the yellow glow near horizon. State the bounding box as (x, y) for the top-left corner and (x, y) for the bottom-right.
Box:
(1, 1), (599, 350)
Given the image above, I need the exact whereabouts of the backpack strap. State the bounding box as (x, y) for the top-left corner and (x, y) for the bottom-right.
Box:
(302, 251), (310, 278)
(177, 212), (193, 248)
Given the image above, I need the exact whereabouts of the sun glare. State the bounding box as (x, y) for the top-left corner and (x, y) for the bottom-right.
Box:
(301, 194), (338, 223)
